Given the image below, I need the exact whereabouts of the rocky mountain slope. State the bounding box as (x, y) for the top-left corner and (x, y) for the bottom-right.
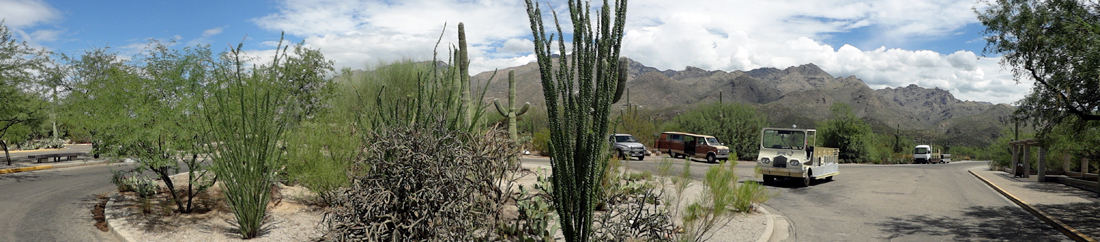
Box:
(455, 58), (1015, 145)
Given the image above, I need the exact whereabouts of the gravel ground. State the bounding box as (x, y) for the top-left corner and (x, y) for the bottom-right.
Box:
(106, 176), (325, 242)
(107, 164), (765, 242)
(521, 163), (767, 241)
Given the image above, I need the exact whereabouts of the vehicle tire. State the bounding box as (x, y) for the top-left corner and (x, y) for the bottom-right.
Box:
(618, 150), (627, 160)
(803, 171), (813, 187)
(637, 155), (645, 161)
(763, 175), (774, 184)
(825, 175), (833, 181)
(707, 154), (717, 163)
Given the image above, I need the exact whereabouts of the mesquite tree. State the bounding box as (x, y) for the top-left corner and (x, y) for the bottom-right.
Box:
(524, 0), (628, 241)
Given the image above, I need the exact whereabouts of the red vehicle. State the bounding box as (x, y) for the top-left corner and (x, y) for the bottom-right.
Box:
(656, 131), (730, 163)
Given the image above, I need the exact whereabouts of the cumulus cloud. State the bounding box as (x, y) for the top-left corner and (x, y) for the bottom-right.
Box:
(0, 0), (60, 27)
(252, 0), (1027, 104)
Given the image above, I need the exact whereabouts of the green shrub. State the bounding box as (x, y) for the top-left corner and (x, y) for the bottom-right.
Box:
(531, 129), (551, 156)
(127, 176), (158, 198)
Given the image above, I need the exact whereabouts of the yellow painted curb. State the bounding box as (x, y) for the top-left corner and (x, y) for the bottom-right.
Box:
(969, 170), (1097, 242)
(0, 165), (55, 174)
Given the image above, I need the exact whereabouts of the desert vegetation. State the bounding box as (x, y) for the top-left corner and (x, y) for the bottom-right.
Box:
(10, 0), (1098, 240)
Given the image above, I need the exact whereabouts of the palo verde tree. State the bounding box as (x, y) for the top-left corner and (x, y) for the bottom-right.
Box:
(670, 102), (767, 160)
(818, 103), (873, 162)
(525, 0), (629, 241)
(0, 21), (51, 165)
(61, 42), (218, 214)
(977, 0), (1100, 125)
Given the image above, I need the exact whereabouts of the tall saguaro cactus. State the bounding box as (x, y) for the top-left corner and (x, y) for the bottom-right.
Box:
(525, 0), (628, 241)
(494, 70), (531, 144)
(458, 23), (473, 127)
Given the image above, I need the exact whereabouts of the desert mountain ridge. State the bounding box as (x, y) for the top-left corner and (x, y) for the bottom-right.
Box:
(469, 58), (1016, 146)
(337, 58), (1017, 147)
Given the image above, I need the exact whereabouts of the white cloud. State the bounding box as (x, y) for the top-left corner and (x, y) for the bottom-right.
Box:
(29, 29), (60, 42)
(0, 0), (64, 46)
(202, 27), (224, 37)
(252, 0), (1027, 104)
(0, 0), (59, 27)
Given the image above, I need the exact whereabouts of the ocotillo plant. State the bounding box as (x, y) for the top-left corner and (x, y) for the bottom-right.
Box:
(525, 0), (628, 241)
(494, 70), (531, 145)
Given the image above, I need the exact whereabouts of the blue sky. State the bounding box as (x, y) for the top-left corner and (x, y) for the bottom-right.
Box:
(2, 0), (1030, 104)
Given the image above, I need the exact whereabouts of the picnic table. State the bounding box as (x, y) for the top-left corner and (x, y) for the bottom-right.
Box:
(27, 152), (87, 163)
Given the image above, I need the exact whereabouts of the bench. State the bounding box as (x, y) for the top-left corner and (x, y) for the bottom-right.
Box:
(27, 152), (87, 163)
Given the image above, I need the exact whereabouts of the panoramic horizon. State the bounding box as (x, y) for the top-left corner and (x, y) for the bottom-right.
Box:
(2, 0), (1028, 104)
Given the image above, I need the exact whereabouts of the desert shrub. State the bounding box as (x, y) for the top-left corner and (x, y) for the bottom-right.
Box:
(284, 119), (359, 206)
(127, 175), (158, 198)
(732, 181), (768, 213)
(593, 158), (676, 241)
(323, 120), (518, 241)
(531, 129), (551, 156)
(503, 168), (560, 241)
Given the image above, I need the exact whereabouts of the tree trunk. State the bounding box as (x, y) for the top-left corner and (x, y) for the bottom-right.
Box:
(2, 140), (10, 166)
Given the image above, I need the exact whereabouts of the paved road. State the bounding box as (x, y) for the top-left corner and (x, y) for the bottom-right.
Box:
(0, 162), (132, 242)
(519, 157), (1070, 241)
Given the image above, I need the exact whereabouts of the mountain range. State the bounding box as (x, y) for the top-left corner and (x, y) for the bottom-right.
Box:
(471, 58), (1017, 147)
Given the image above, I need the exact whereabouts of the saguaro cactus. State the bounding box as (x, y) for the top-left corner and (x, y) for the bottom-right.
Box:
(458, 23), (474, 128)
(494, 70), (531, 144)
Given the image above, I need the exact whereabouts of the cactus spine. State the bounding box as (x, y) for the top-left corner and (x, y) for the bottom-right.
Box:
(494, 70), (531, 145)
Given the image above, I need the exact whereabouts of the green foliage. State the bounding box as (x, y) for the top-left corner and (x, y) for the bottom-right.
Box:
(977, 0), (1100, 124)
(202, 38), (314, 238)
(668, 102), (766, 160)
(818, 103), (874, 162)
(680, 161), (745, 242)
(507, 169), (560, 241)
(613, 106), (661, 149)
(985, 128), (1034, 170)
(524, 1), (629, 240)
(1042, 118), (1100, 163)
(350, 52), (493, 134)
(732, 181), (769, 213)
(284, 116), (359, 206)
(531, 128), (552, 156)
(0, 21), (51, 165)
(61, 42), (219, 214)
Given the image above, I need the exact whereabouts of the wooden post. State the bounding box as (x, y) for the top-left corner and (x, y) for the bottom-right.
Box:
(1037, 147), (1045, 182)
(1011, 145), (1019, 173)
(1083, 158), (1090, 177)
(1064, 153), (1071, 172)
(1022, 146), (1030, 178)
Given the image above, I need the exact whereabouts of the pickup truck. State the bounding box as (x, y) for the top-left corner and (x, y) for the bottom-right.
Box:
(610, 133), (647, 160)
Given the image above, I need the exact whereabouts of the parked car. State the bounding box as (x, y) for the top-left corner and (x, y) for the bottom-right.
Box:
(609, 134), (647, 160)
(655, 131), (729, 163)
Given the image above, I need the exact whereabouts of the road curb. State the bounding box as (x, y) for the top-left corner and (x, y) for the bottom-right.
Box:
(105, 193), (136, 242)
(968, 170), (1096, 242)
(0, 160), (108, 175)
(0, 165), (55, 174)
(756, 205), (775, 242)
